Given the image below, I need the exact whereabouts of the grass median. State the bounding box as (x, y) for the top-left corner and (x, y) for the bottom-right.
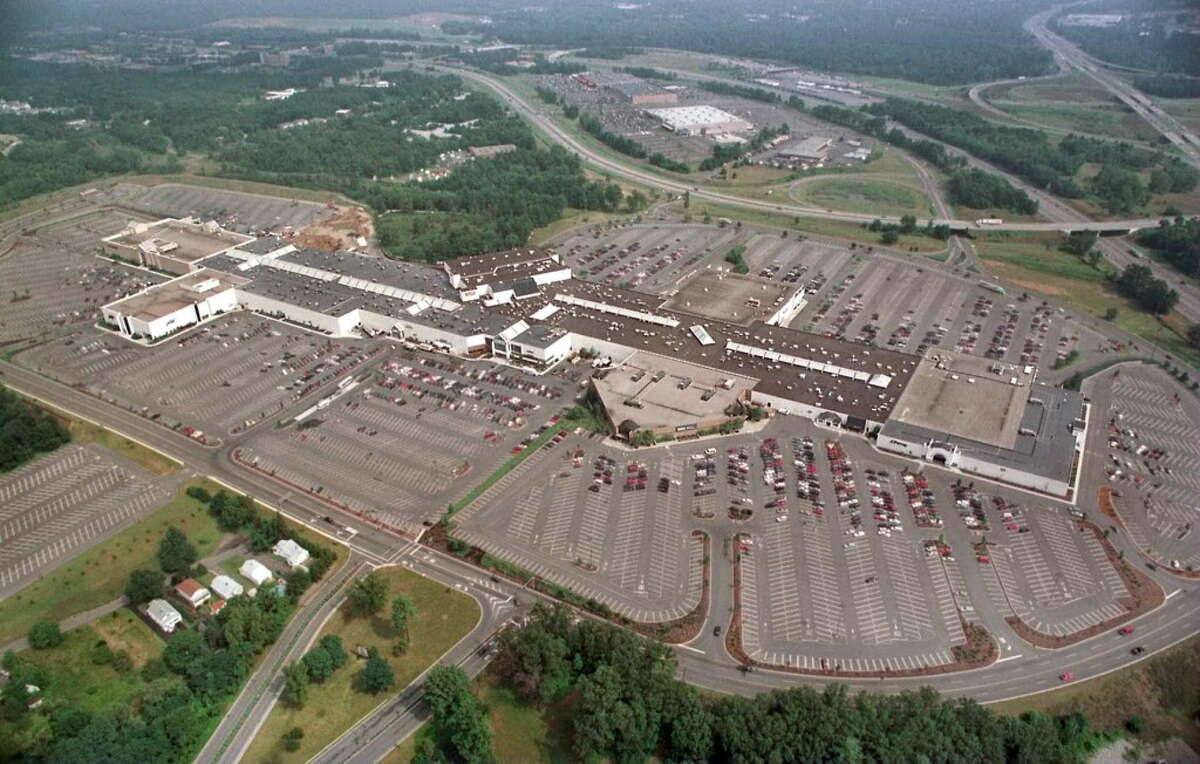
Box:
(243, 565), (480, 763)
(0, 479), (222, 645)
(447, 423), (567, 517)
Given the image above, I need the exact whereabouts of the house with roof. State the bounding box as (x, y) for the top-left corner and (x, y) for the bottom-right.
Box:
(240, 558), (273, 586)
(272, 538), (310, 568)
(174, 578), (211, 608)
(147, 599), (183, 633)
(210, 574), (244, 600)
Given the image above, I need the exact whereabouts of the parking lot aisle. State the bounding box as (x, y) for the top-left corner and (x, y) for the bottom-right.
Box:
(642, 456), (685, 600)
(879, 539), (936, 641)
(761, 523), (805, 643)
(925, 554), (968, 644)
(506, 481), (546, 544)
(805, 518), (847, 642)
(609, 484), (650, 589)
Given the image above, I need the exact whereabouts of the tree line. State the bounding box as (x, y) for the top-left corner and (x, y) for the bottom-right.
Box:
(1138, 216), (1200, 278)
(1053, 12), (1200, 76)
(432, 603), (1111, 763)
(865, 97), (1197, 214)
(0, 384), (70, 472)
(443, 0), (1055, 85)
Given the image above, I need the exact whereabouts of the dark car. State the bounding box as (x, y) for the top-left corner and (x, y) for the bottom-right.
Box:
(1130, 646), (1144, 655)
(713, 625), (722, 637)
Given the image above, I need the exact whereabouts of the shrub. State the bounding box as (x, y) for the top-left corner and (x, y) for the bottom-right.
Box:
(28, 622), (63, 649)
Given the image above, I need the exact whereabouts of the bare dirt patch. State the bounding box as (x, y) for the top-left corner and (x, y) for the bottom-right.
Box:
(294, 204), (374, 252)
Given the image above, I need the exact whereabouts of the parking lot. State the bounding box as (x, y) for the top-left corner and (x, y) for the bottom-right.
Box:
(0, 444), (171, 596)
(739, 233), (1108, 372)
(553, 223), (740, 294)
(238, 351), (570, 533)
(123, 184), (332, 235)
(1093, 364), (1200, 572)
(0, 213), (162, 345)
(22, 314), (379, 436)
(455, 434), (707, 622)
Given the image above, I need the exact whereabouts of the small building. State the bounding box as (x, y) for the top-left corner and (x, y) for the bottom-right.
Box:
(174, 578), (211, 608)
(240, 558), (273, 586)
(147, 599), (183, 633)
(273, 538), (310, 568)
(776, 136), (832, 164)
(467, 144), (517, 159)
(210, 574), (244, 600)
(209, 599), (227, 617)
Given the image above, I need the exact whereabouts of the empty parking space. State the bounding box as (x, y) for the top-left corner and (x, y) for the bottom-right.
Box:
(23, 314), (379, 435)
(1097, 365), (1200, 572)
(457, 440), (703, 622)
(554, 223), (739, 294)
(0, 445), (170, 594)
(0, 212), (162, 344)
(125, 184), (331, 234)
(238, 351), (567, 533)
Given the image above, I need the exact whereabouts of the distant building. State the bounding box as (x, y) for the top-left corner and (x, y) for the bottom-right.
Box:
(467, 144), (517, 159)
(776, 136), (832, 164)
(240, 558), (273, 586)
(645, 105), (752, 136)
(273, 539), (310, 568)
(259, 51), (291, 67)
(147, 599), (183, 633)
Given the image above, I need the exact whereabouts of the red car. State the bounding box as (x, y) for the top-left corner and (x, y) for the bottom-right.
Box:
(1059, 673), (1074, 682)
(1118, 626), (1135, 635)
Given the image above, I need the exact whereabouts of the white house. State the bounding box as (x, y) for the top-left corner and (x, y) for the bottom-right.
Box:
(210, 574), (244, 600)
(147, 599), (183, 633)
(272, 539), (310, 568)
(240, 558), (273, 586)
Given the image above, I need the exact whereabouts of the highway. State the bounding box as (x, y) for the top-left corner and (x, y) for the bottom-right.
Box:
(440, 64), (1200, 325)
(1024, 5), (1200, 170)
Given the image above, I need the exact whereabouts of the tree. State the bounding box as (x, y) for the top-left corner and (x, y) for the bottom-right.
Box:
(898, 214), (917, 234)
(422, 665), (492, 764)
(348, 571), (389, 617)
(1061, 230), (1098, 257)
(1187, 323), (1200, 350)
(125, 569), (163, 605)
(356, 648), (394, 694)
(281, 661), (309, 708)
(283, 726), (305, 752)
(302, 646), (334, 682)
(320, 634), (348, 670)
(158, 526), (197, 575)
(880, 229), (900, 245)
(390, 595), (417, 654)
(28, 621), (63, 649)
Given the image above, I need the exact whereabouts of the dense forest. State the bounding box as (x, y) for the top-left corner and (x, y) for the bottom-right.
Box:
(1133, 75), (1200, 99)
(865, 97), (1197, 214)
(1138, 216), (1200, 277)
(1053, 9), (1200, 75)
(0, 385), (70, 472)
(0, 56), (626, 260)
(419, 604), (1111, 763)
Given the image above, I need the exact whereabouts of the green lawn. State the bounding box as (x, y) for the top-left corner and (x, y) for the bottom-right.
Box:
(0, 479), (222, 645)
(988, 635), (1200, 753)
(0, 613), (162, 758)
(384, 672), (575, 763)
(243, 566), (481, 763)
(790, 176), (931, 218)
(992, 102), (1160, 143)
(973, 234), (1200, 370)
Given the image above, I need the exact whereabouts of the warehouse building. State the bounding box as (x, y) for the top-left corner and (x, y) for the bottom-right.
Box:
(645, 105), (753, 136)
(877, 351), (1087, 498)
(776, 135), (832, 164)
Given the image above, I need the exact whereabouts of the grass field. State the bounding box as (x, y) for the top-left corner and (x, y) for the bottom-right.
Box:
(973, 233), (1200, 370)
(790, 176), (932, 218)
(989, 635), (1200, 753)
(243, 566), (480, 763)
(0, 479), (222, 645)
(986, 73), (1113, 104)
(993, 103), (1160, 143)
(0, 614), (164, 758)
(384, 671), (575, 763)
(1160, 98), (1200, 136)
